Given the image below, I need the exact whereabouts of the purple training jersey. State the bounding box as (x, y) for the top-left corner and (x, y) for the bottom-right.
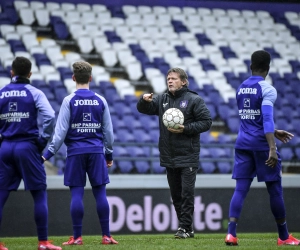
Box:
(235, 76), (277, 151)
(44, 89), (114, 159)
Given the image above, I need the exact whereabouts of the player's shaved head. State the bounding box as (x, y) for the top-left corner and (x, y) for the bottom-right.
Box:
(251, 50), (271, 73)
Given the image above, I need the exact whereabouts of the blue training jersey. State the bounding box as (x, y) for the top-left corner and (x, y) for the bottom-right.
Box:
(235, 76), (277, 150)
(0, 82), (55, 141)
(45, 89), (114, 159)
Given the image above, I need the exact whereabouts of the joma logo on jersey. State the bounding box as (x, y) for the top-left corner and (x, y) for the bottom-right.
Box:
(74, 100), (99, 106)
(237, 88), (257, 95)
(0, 90), (27, 99)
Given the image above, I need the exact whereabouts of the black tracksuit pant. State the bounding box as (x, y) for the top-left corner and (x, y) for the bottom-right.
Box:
(166, 167), (198, 231)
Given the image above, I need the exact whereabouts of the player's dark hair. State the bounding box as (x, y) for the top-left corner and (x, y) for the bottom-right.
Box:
(251, 50), (271, 73)
(12, 56), (32, 77)
(167, 68), (189, 86)
(72, 61), (92, 84)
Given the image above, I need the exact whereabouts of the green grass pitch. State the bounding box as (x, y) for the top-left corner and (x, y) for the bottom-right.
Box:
(2, 233), (300, 249)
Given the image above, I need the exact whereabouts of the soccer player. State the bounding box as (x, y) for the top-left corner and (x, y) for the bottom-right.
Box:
(0, 57), (61, 250)
(42, 61), (118, 245)
(137, 68), (212, 239)
(224, 50), (300, 246)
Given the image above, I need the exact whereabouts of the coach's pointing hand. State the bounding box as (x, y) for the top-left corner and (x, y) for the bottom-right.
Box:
(143, 93), (153, 102)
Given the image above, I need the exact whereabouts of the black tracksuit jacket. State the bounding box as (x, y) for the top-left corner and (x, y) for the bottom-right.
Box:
(137, 86), (212, 168)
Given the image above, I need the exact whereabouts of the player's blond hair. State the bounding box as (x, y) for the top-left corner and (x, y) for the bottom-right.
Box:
(72, 61), (92, 84)
(167, 68), (189, 86)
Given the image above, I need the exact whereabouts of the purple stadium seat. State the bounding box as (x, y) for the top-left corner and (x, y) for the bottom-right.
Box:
(200, 162), (216, 174)
(275, 117), (294, 131)
(287, 135), (300, 146)
(57, 67), (73, 80)
(206, 103), (217, 120)
(33, 53), (52, 66)
(139, 116), (159, 132)
(171, 20), (188, 33)
(111, 117), (127, 130)
(227, 97), (237, 108)
(55, 159), (65, 175)
(104, 90), (119, 106)
(218, 134), (234, 144)
(200, 131), (216, 144)
(126, 146), (147, 157)
(49, 100), (61, 113)
(48, 80), (64, 91)
(195, 33), (212, 45)
(116, 128), (136, 143)
(217, 162), (232, 173)
(135, 161), (150, 173)
(56, 143), (67, 158)
(226, 116), (240, 133)
(104, 31), (122, 43)
(32, 79), (47, 88)
(283, 72), (298, 82)
(289, 79), (300, 96)
(123, 94), (138, 106)
(113, 146), (129, 157)
(281, 104), (295, 122)
(40, 87), (55, 101)
(122, 117), (143, 132)
(199, 59), (216, 71)
(1, 2), (18, 24)
(200, 148), (211, 158)
(279, 147), (294, 161)
(129, 102), (142, 119)
(122, 114), (136, 123)
(99, 81), (114, 92)
(291, 118), (300, 136)
(151, 147), (160, 157)
(294, 147), (300, 159)
(209, 147), (230, 158)
(8, 40), (27, 53)
(52, 18), (70, 40)
(0, 66), (10, 77)
(89, 86), (102, 95)
(0, 13), (13, 25)
(207, 89), (224, 107)
(133, 129), (153, 143)
(152, 161), (166, 174)
(149, 129), (159, 143)
(117, 161), (134, 173)
(202, 84), (215, 95)
(114, 105), (133, 119)
(53, 86), (68, 104)
(220, 46), (237, 59)
(217, 103), (233, 121)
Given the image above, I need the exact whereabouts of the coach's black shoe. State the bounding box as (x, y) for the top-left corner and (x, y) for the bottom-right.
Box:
(174, 227), (194, 239)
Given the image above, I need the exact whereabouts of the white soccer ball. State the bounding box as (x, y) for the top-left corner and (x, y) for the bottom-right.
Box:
(162, 108), (184, 129)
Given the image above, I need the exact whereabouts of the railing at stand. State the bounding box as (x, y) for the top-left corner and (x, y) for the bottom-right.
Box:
(112, 142), (235, 174)
(52, 143), (300, 174)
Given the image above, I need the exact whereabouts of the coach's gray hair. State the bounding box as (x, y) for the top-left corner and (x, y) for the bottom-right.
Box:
(72, 61), (92, 84)
(167, 68), (189, 86)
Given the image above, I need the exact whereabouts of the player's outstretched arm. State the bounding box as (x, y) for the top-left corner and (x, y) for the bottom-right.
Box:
(274, 129), (294, 143)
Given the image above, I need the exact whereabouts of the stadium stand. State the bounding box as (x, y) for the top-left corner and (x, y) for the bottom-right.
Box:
(0, 0), (300, 174)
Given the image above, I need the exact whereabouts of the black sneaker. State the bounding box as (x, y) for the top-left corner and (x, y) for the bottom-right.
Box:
(174, 227), (194, 239)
